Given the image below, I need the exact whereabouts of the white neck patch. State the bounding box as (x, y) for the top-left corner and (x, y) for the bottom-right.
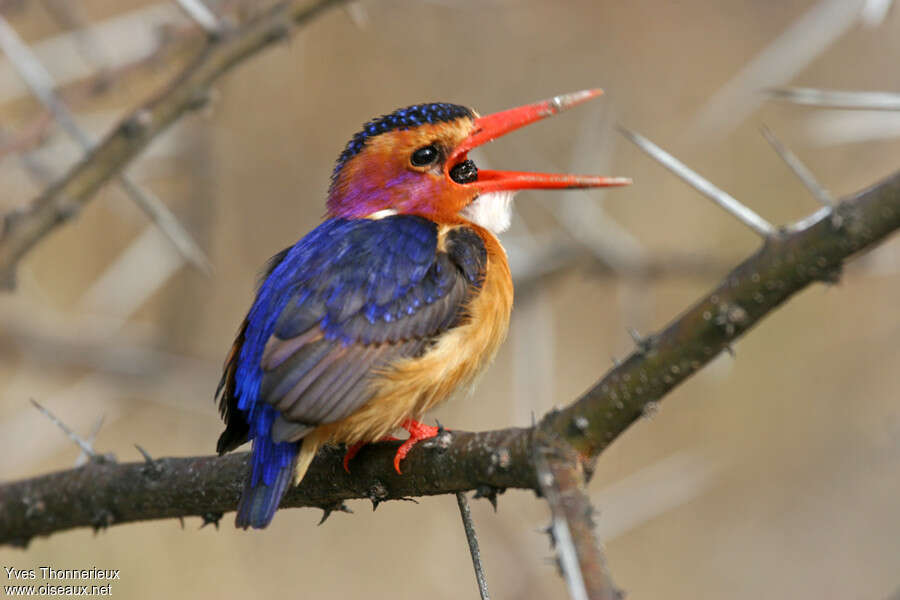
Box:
(364, 208), (399, 220)
(460, 192), (515, 234)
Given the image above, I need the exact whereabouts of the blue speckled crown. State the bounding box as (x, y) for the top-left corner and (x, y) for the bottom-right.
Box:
(332, 103), (474, 181)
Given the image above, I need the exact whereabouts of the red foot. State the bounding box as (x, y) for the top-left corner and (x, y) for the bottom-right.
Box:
(393, 419), (440, 474)
(343, 436), (399, 473)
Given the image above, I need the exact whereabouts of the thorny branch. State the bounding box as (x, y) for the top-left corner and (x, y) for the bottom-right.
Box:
(535, 432), (620, 600)
(0, 0), (349, 289)
(1, 167), (898, 547)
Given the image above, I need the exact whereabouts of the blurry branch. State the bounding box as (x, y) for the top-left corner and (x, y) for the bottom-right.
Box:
(0, 0), (348, 289)
(39, 0), (115, 80)
(535, 432), (620, 600)
(688, 0), (866, 141)
(175, 0), (225, 35)
(860, 0), (894, 25)
(1, 168), (898, 547)
(0, 14), (212, 274)
(0, 23), (205, 161)
(769, 87), (900, 111)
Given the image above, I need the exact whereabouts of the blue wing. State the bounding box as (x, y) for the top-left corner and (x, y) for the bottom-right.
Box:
(216, 216), (487, 518)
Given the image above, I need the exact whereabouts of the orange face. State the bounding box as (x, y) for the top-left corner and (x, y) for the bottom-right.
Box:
(326, 91), (631, 224)
(327, 117), (480, 222)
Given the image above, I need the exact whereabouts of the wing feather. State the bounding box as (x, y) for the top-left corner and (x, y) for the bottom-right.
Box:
(217, 216), (488, 449)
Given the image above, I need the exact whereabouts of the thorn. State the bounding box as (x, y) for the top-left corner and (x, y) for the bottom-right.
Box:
(541, 523), (557, 546)
(344, 2), (369, 29)
(121, 110), (153, 138)
(185, 89), (213, 112)
(91, 509), (114, 533)
(135, 444), (154, 463)
(767, 86), (900, 111)
(178, 516), (185, 530)
(200, 512), (223, 529)
(619, 126), (776, 238)
(473, 485), (505, 511)
(760, 125), (834, 208)
(30, 399), (111, 463)
(723, 344), (736, 357)
(627, 327), (654, 354)
(367, 481), (388, 511)
(819, 263), (843, 285)
(175, 0), (225, 36)
(264, 19), (292, 44)
(74, 414), (105, 468)
(318, 501), (353, 525)
(426, 421), (453, 452)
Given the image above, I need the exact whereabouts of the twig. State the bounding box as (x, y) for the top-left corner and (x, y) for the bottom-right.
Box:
(534, 434), (619, 600)
(0, 20), (203, 163)
(344, 2), (369, 29)
(39, 0), (114, 77)
(176, 0), (225, 35)
(759, 125), (834, 207)
(1, 168), (897, 545)
(860, 0), (894, 25)
(455, 492), (491, 600)
(0, 14), (212, 275)
(687, 0), (863, 140)
(618, 126), (776, 237)
(768, 87), (900, 111)
(28, 398), (97, 459)
(74, 416), (105, 468)
(0, 0), (348, 289)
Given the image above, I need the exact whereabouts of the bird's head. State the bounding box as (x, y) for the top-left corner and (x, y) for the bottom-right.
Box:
(327, 89), (629, 233)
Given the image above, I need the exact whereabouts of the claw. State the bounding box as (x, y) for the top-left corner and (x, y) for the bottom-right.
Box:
(342, 436), (400, 473)
(342, 442), (365, 473)
(393, 419), (440, 474)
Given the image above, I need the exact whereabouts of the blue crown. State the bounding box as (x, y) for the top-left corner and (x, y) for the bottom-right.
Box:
(332, 103), (473, 181)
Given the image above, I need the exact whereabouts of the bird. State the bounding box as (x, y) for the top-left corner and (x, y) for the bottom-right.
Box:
(216, 89), (630, 529)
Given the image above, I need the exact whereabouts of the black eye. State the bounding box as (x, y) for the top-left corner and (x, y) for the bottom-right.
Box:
(411, 145), (439, 167)
(450, 159), (478, 184)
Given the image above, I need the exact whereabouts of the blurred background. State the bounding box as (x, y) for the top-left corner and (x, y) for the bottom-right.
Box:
(0, 0), (898, 598)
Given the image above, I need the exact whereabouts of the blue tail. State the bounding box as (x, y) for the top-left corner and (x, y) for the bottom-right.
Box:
(235, 435), (299, 529)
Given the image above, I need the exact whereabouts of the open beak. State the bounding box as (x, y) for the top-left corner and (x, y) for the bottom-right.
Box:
(448, 89), (631, 193)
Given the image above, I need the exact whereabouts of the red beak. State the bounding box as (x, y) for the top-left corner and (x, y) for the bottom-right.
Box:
(448, 89), (631, 192)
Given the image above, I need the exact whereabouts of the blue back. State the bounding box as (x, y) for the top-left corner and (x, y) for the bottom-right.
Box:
(235, 216), (440, 488)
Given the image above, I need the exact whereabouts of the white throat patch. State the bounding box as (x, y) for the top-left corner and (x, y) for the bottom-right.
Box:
(460, 192), (514, 234)
(365, 209), (399, 220)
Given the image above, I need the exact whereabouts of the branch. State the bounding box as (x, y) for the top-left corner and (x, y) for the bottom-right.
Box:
(535, 433), (620, 600)
(2, 168), (898, 546)
(0, 0), (348, 289)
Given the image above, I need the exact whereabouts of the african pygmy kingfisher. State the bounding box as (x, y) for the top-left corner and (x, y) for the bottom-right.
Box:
(216, 89), (629, 528)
